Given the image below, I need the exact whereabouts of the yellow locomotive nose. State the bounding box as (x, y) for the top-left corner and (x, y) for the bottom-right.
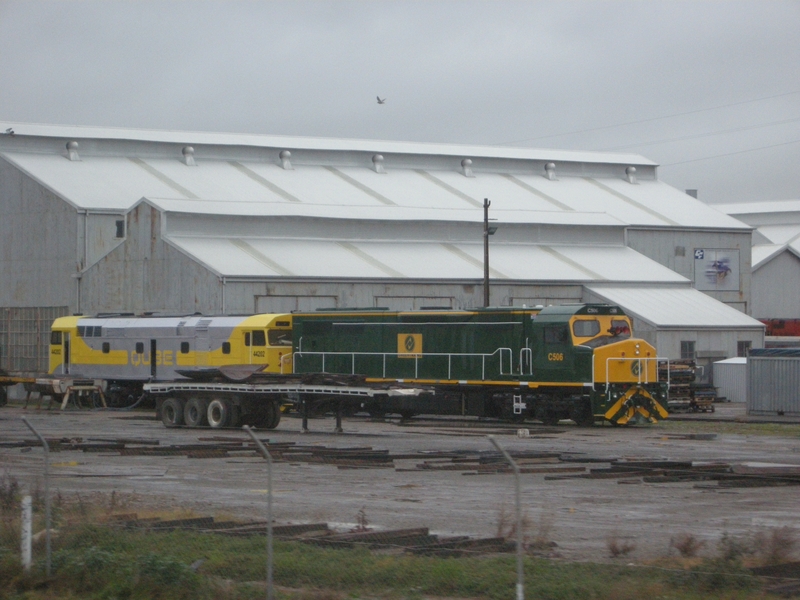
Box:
(593, 339), (658, 385)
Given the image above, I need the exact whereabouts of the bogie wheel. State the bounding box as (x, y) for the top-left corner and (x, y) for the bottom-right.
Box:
(207, 398), (231, 429)
(161, 397), (185, 428)
(570, 400), (595, 427)
(184, 397), (209, 427)
(540, 411), (560, 427)
(399, 410), (416, 420)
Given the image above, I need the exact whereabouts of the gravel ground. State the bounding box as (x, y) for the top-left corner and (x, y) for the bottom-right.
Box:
(2, 403), (800, 562)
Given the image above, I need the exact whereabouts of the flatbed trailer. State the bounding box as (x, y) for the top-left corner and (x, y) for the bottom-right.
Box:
(1, 374), (106, 409)
(144, 378), (431, 432)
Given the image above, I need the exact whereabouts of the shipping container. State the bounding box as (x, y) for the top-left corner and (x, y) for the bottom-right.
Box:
(747, 348), (800, 416)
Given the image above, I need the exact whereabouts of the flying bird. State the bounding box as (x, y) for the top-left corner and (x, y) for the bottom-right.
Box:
(376, 96), (386, 104)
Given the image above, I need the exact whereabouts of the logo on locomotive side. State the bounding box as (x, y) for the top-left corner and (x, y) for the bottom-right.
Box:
(630, 361), (641, 376)
(397, 334), (422, 358)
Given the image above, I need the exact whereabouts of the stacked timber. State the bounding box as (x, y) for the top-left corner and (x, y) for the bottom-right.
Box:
(660, 360), (696, 412)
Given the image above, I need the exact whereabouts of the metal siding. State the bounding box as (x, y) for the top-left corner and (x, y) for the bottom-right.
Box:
(0, 158), (78, 309)
(748, 356), (800, 415)
(0, 306), (69, 373)
(81, 204), (222, 315)
(626, 229), (753, 309)
(751, 252), (800, 319)
(714, 360), (747, 403)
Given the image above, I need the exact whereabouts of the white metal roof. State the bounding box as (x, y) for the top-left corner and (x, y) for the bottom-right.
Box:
(715, 357), (747, 365)
(739, 223), (800, 271)
(0, 151), (749, 229)
(0, 121), (656, 165)
(165, 235), (688, 282)
(713, 200), (800, 216)
(586, 286), (765, 329)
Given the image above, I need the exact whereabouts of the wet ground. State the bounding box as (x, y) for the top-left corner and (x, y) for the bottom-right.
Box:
(2, 402), (799, 562)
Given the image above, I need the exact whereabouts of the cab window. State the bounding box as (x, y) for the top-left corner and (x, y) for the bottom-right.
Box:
(51, 331), (62, 345)
(252, 330), (266, 347)
(544, 326), (569, 344)
(268, 329), (292, 346)
(573, 319), (600, 338)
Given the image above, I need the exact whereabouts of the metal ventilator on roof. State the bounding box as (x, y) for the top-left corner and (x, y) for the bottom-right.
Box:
(461, 158), (474, 178)
(372, 154), (386, 174)
(279, 150), (293, 170)
(626, 166), (637, 184)
(544, 162), (557, 180)
(66, 141), (80, 162)
(182, 146), (196, 166)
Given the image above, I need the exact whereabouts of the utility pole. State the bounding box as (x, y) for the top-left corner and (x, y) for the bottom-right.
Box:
(483, 198), (490, 307)
(483, 198), (496, 307)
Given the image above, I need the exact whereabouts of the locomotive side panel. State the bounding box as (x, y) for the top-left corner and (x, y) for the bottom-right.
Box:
(293, 308), (539, 383)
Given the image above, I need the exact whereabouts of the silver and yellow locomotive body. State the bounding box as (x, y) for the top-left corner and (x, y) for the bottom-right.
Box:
(49, 313), (293, 402)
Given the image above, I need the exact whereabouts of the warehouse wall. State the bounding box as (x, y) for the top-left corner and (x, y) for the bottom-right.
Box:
(80, 204), (223, 315)
(750, 252), (800, 319)
(626, 228), (752, 313)
(0, 157), (77, 308)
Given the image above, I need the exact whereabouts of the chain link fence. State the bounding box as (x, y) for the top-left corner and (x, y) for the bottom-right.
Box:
(1, 409), (797, 599)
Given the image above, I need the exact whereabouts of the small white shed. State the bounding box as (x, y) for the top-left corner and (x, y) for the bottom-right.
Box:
(714, 357), (747, 403)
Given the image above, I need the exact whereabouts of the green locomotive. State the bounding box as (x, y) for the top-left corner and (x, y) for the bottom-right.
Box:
(291, 304), (668, 426)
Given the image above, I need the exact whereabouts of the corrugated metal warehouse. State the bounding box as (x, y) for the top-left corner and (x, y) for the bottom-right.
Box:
(716, 200), (800, 321)
(0, 122), (763, 374)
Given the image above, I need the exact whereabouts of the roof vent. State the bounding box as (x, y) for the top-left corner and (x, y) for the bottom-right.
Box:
(460, 158), (474, 178)
(279, 150), (293, 170)
(544, 162), (557, 180)
(372, 154), (386, 174)
(625, 166), (637, 184)
(182, 146), (196, 166)
(66, 141), (80, 162)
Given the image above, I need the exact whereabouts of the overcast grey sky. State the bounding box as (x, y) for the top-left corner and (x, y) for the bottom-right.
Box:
(1, 0), (798, 204)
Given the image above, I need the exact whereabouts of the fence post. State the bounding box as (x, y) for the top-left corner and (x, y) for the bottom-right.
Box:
(243, 425), (274, 600)
(488, 435), (524, 600)
(21, 417), (51, 577)
(21, 495), (32, 571)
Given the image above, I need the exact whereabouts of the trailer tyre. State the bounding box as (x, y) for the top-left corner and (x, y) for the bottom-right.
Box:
(184, 397), (208, 427)
(267, 401), (281, 429)
(161, 398), (184, 428)
(207, 398), (232, 429)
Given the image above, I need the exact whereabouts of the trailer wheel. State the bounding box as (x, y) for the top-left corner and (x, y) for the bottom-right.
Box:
(184, 397), (208, 427)
(207, 398), (231, 428)
(161, 398), (185, 428)
(265, 401), (281, 429)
